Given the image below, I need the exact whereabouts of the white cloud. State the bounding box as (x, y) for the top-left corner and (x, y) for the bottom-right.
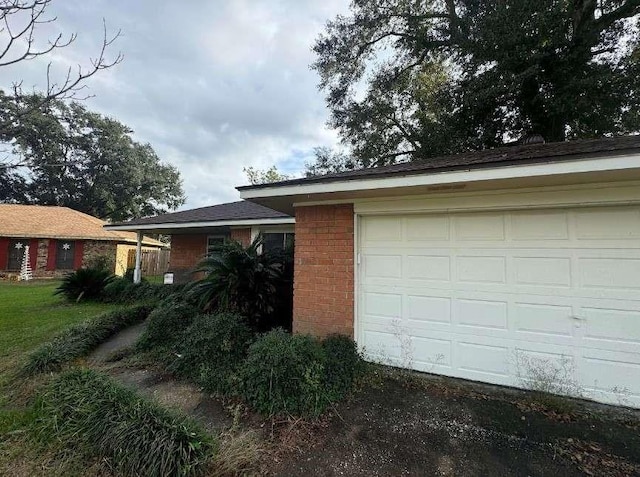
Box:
(0, 0), (351, 210)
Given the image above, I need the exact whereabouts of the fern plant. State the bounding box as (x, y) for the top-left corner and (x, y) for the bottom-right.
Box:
(54, 267), (115, 302)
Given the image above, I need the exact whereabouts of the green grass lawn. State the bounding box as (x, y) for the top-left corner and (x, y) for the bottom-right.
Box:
(0, 280), (117, 359)
(0, 280), (121, 474)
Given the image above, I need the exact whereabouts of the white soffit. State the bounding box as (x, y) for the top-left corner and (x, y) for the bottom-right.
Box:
(239, 154), (640, 200)
(104, 217), (295, 232)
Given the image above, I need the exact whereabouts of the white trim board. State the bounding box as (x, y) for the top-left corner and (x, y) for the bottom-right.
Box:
(353, 181), (640, 215)
(240, 154), (640, 200)
(104, 217), (295, 232)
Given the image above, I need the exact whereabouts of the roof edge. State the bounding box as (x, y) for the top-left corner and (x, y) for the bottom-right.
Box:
(239, 153), (640, 200)
(104, 217), (296, 231)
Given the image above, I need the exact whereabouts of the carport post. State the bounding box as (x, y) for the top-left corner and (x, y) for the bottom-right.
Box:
(133, 231), (142, 284)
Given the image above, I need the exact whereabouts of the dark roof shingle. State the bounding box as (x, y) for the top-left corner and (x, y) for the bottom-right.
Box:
(237, 136), (640, 191)
(108, 200), (291, 227)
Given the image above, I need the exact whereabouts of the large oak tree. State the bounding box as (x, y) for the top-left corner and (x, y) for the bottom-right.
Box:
(1, 97), (185, 221)
(312, 0), (640, 167)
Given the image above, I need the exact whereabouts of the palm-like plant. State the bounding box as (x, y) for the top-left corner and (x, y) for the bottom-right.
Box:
(187, 236), (283, 328)
(54, 267), (115, 302)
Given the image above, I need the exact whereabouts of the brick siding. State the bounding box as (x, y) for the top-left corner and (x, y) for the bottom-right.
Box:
(230, 228), (252, 246)
(293, 204), (354, 337)
(2, 238), (118, 279)
(83, 240), (117, 271)
(168, 234), (207, 277)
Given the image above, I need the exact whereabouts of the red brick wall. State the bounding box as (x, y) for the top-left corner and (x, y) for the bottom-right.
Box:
(169, 234), (207, 271)
(2, 238), (114, 278)
(230, 228), (252, 246)
(293, 204), (354, 337)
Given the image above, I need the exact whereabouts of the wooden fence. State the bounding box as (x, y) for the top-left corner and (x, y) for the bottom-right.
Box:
(126, 249), (171, 276)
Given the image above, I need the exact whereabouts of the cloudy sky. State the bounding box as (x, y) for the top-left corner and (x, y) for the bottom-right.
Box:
(0, 0), (350, 209)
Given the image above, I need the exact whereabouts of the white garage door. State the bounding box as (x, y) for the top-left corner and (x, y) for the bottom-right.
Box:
(358, 206), (640, 407)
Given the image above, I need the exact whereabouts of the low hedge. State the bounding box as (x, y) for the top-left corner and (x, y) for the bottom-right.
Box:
(35, 369), (214, 476)
(169, 313), (254, 395)
(23, 305), (154, 375)
(136, 298), (199, 351)
(101, 278), (186, 305)
(322, 334), (366, 400)
(240, 329), (364, 417)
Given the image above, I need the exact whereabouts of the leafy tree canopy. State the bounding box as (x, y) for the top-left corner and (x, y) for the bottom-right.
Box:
(1, 95), (185, 221)
(313, 0), (640, 168)
(304, 146), (358, 176)
(243, 165), (291, 184)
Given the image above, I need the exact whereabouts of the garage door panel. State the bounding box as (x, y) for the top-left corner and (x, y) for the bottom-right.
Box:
(359, 207), (640, 408)
(362, 329), (402, 362)
(575, 209), (640, 239)
(406, 255), (451, 281)
(411, 336), (453, 369)
(406, 215), (450, 241)
(406, 295), (451, 324)
(362, 216), (402, 242)
(456, 256), (506, 284)
(581, 307), (640, 354)
(454, 214), (505, 241)
(578, 350), (640, 399)
(514, 257), (572, 287)
(457, 342), (510, 378)
(455, 299), (508, 330)
(364, 254), (402, 279)
(511, 211), (569, 240)
(578, 258), (640, 290)
(512, 302), (574, 337)
(363, 292), (402, 319)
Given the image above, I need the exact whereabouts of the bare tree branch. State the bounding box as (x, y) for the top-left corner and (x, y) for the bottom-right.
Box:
(0, 1), (123, 150)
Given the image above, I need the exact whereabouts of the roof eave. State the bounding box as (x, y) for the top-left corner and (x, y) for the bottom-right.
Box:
(239, 154), (640, 201)
(103, 217), (296, 232)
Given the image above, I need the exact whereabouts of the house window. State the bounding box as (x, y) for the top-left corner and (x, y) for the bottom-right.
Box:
(55, 241), (75, 269)
(7, 239), (27, 271)
(206, 235), (226, 256)
(262, 232), (294, 254)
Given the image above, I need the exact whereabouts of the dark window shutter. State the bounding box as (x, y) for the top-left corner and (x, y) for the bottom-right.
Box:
(46, 240), (57, 271)
(0, 238), (8, 270)
(29, 239), (39, 270)
(73, 241), (84, 269)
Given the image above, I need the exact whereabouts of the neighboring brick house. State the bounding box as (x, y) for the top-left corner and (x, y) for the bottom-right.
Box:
(237, 136), (640, 409)
(0, 205), (164, 278)
(105, 201), (294, 283)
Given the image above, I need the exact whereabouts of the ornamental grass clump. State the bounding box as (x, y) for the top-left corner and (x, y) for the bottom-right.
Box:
(35, 369), (215, 476)
(136, 297), (199, 351)
(23, 305), (153, 375)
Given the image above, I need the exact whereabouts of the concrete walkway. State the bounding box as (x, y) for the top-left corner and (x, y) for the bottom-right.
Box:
(88, 322), (148, 364)
(87, 322), (233, 433)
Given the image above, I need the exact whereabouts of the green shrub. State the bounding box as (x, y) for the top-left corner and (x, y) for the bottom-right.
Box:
(54, 267), (115, 302)
(170, 313), (254, 395)
(187, 236), (283, 329)
(322, 334), (365, 399)
(102, 277), (186, 304)
(240, 329), (328, 417)
(35, 369), (214, 476)
(23, 305), (154, 375)
(136, 298), (199, 351)
(84, 254), (115, 273)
